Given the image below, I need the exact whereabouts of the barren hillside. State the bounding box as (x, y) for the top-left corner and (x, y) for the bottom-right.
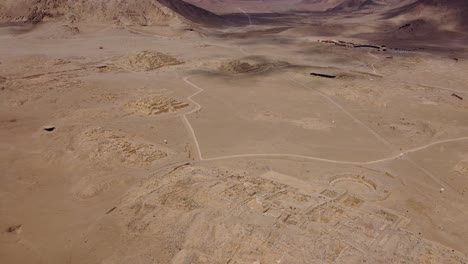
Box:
(385, 0), (468, 30)
(0, 0), (225, 27)
(328, 0), (415, 11)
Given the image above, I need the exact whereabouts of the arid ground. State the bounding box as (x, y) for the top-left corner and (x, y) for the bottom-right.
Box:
(1, 0), (468, 263)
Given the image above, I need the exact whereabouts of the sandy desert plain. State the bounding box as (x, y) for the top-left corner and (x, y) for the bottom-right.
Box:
(1, 0), (468, 263)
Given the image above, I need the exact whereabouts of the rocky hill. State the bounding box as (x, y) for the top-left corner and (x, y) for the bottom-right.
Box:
(0, 0), (226, 27)
(383, 0), (468, 35)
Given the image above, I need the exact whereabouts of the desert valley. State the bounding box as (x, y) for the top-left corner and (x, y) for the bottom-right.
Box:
(1, 0), (468, 263)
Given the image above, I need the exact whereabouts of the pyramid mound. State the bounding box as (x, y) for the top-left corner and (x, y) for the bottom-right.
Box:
(0, 0), (225, 27)
(127, 51), (183, 71)
(218, 60), (260, 74)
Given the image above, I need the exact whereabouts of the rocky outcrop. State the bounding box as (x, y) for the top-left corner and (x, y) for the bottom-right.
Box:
(384, 0), (468, 31)
(0, 0), (226, 27)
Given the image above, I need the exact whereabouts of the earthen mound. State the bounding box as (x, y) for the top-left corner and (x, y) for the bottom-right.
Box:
(126, 95), (189, 115)
(218, 60), (260, 74)
(78, 127), (169, 166)
(127, 51), (183, 71)
(216, 59), (289, 74)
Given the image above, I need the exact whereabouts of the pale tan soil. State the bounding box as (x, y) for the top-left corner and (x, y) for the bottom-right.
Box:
(1, 2), (468, 264)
